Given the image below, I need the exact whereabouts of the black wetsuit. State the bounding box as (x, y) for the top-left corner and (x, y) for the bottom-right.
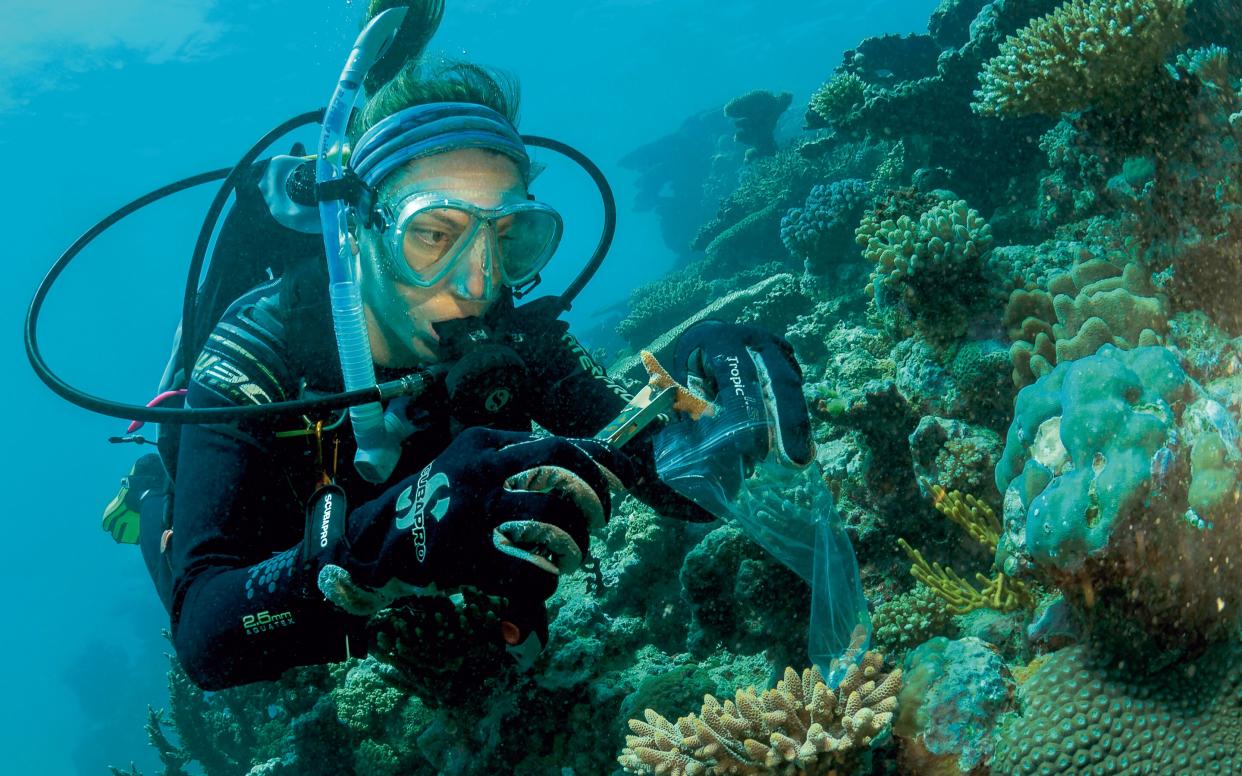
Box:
(145, 260), (696, 690)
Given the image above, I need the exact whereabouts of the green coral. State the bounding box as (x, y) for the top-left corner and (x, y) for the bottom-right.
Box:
(1189, 433), (1237, 518)
(872, 583), (957, 659)
(856, 195), (994, 339)
(353, 740), (400, 776)
(996, 345), (1242, 644)
(973, 0), (1190, 117)
(808, 72), (867, 126)
(993, 639), (1242, 774)
(858, 197), (994, 298)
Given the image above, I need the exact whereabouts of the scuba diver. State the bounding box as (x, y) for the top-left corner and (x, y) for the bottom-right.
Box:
(35, 1), (814, 691)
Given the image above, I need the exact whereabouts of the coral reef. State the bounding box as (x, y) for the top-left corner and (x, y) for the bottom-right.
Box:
(618, 653), (901, 775)
(992, 639), (1242, 773)
(129, 0), (1242, 771)
(973, 0), (1190, 117)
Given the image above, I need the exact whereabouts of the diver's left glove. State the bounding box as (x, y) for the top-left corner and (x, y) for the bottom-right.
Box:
(671, 320), (813, 469)
(304, 427), (637, 618)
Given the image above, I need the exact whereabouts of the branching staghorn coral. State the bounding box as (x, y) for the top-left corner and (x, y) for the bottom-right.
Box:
(618, 652), (901, 775)
(972, 0), (1190, 117)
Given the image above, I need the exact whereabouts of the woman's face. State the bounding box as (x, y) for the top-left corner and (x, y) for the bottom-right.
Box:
(358, 147), (526, 367)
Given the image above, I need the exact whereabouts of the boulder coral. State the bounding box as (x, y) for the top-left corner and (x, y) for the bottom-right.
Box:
(995, 345), (1242, 645)
(973, 0), (1190, 117)
(992, 639), (1242, 774)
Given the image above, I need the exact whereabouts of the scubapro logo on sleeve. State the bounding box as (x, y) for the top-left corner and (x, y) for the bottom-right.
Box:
(318, 492), (335, 548)
(394, 464), (452, 562)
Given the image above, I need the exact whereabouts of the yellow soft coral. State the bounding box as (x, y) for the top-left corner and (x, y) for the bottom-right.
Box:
(618, 653), (901, 775)
(899, 487), (1036, 615)
(930, 484), (1001, 554)
(973, 0), (1189, 117)
(899, 539), (1035, 615)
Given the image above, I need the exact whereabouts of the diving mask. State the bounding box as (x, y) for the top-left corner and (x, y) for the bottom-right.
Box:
(379, 191), (563, 289)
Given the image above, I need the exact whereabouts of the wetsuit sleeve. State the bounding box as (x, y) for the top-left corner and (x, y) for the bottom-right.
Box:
(168, 292), (367, 690)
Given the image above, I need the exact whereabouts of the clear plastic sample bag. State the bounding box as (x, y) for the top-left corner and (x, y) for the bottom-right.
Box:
(652, 398), (870, 679)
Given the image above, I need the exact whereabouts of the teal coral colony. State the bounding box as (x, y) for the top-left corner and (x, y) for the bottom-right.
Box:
(120, 0), (1242, 774)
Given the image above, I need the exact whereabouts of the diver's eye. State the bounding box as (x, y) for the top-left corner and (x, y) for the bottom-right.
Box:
(410, 228), (452, 248)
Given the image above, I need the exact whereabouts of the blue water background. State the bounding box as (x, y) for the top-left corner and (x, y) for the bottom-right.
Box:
(1, 1), (929, 772)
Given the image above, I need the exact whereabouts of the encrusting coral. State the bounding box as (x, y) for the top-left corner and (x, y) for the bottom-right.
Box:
(618, 652), (901, 775)
(972, 0), (1190, 117)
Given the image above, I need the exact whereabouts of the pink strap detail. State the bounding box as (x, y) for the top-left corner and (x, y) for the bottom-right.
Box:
(126, 389), (189, 433)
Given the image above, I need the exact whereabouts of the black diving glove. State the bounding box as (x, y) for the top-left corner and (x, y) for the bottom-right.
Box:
(311, 427), (636, 617)
(672, 320), (814, 471)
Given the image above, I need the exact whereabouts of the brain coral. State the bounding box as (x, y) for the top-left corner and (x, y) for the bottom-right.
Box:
(972, 0), (1190, 117)
(995, 345), (1242, 644)
(992, 639), (1242, 774)
(1004, 249), (1168, 388)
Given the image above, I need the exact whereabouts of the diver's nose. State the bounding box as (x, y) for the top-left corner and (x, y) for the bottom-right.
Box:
(449, 226), (500, 302)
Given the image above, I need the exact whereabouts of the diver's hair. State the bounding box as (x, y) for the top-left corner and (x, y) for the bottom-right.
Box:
(350, 59), (522, 143)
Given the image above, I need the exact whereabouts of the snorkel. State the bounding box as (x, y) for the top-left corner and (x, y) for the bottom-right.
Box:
(317, 7), (408, 483)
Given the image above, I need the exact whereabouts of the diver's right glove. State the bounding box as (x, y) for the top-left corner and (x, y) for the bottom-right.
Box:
(309, 427), (635, 617)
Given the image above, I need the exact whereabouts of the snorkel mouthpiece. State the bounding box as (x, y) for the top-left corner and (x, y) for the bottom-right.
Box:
(317, 7), (408, 483)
